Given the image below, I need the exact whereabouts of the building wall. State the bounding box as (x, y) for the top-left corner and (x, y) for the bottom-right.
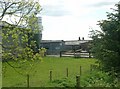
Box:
(63, 45), (81, 52)
(40, 41), (64, 55)
(40, 40), (91, 55)
(80, 42), (90, 51)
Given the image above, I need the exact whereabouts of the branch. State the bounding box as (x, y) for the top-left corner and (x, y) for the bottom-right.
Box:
(4, 59), (26, 76)
(4, 59), (21, 68)
(0, 2), (18, 20)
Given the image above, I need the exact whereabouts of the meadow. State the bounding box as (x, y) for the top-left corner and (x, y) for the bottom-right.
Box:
(2, 56), (97, 87)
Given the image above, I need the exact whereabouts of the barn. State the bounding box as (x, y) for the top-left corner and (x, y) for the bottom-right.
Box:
(40, 39), (91, 55)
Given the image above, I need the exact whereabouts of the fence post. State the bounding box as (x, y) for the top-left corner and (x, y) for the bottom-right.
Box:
(50, 70), (52, 82)
(111, 67), (115, 86)
(66, 68), (68, 77)
(27, 74), (29, 87)
(90, 64), (93, 72)
(80, 66), (82, 75)
(89, 52), (91, 58)
(60, 51), (62, 57)
(76, 75), (80, 88)
(111, 67), (115, 79)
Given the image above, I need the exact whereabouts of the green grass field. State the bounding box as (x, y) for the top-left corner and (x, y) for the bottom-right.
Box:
(2, 56), (97, 87)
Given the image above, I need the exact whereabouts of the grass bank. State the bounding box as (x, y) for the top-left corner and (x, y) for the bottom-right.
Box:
(2, 56), (97, 87)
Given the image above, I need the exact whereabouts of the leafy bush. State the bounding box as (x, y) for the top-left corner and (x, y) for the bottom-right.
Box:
(82, 70), (119, 87)
(39, 47), (47, 57)
(51, 78), (75, 87)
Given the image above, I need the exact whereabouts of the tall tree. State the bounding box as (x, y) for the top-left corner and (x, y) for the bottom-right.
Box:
(89, 2), (120, 76)
(0, 0), (41, 24)
(1, 0), (43, 75)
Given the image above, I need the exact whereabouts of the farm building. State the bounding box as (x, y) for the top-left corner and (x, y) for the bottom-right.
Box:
(1, 18), (91, 56)
(40, 39), (91, 55)
(40, 40), (64, 55)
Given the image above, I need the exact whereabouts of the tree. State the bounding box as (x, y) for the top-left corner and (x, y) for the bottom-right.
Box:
(1, 0), (43, 76)
(0, 0), (41, 23)
(89, 2), (120, 76)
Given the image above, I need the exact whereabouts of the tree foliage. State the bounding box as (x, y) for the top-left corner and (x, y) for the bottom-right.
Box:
(0, 0), (44, 75)
(89, 3), (120, 76)
(0, 0), (41, 23)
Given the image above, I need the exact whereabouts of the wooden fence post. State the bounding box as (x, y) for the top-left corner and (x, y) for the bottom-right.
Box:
(60, 51), (62, 57)
(27, 74), (29, 87)
(90, 64), (93, 72)
(111, 67), (115, 86)
(76, 75), (80, 88)
(66, 68), (68, 77)
(89, 52), (91, 58)
(111, 67), (115, 79)
(80, 66), (82, 75)
(50, 70), (52, 82)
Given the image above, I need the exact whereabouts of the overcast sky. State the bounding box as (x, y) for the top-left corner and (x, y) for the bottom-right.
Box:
(38, 0), (119, 40)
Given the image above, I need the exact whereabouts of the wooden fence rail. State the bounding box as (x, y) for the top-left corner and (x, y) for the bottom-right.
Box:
(60, 51), (93, 58)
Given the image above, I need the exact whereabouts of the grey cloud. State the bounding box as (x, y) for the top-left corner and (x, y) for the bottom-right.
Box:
(41, 5), (71, 16)
(89, 1), (118, 7)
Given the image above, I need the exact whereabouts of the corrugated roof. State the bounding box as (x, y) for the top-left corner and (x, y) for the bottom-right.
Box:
(41, 40), (64, 43)
(65, 40), (89, 45)
(41, 40), (90, 45)
(65, 41), (80, 45)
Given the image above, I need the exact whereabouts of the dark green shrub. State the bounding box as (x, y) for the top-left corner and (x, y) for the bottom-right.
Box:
(51, 77), (75, 87)
(82, 70), (119, 87)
